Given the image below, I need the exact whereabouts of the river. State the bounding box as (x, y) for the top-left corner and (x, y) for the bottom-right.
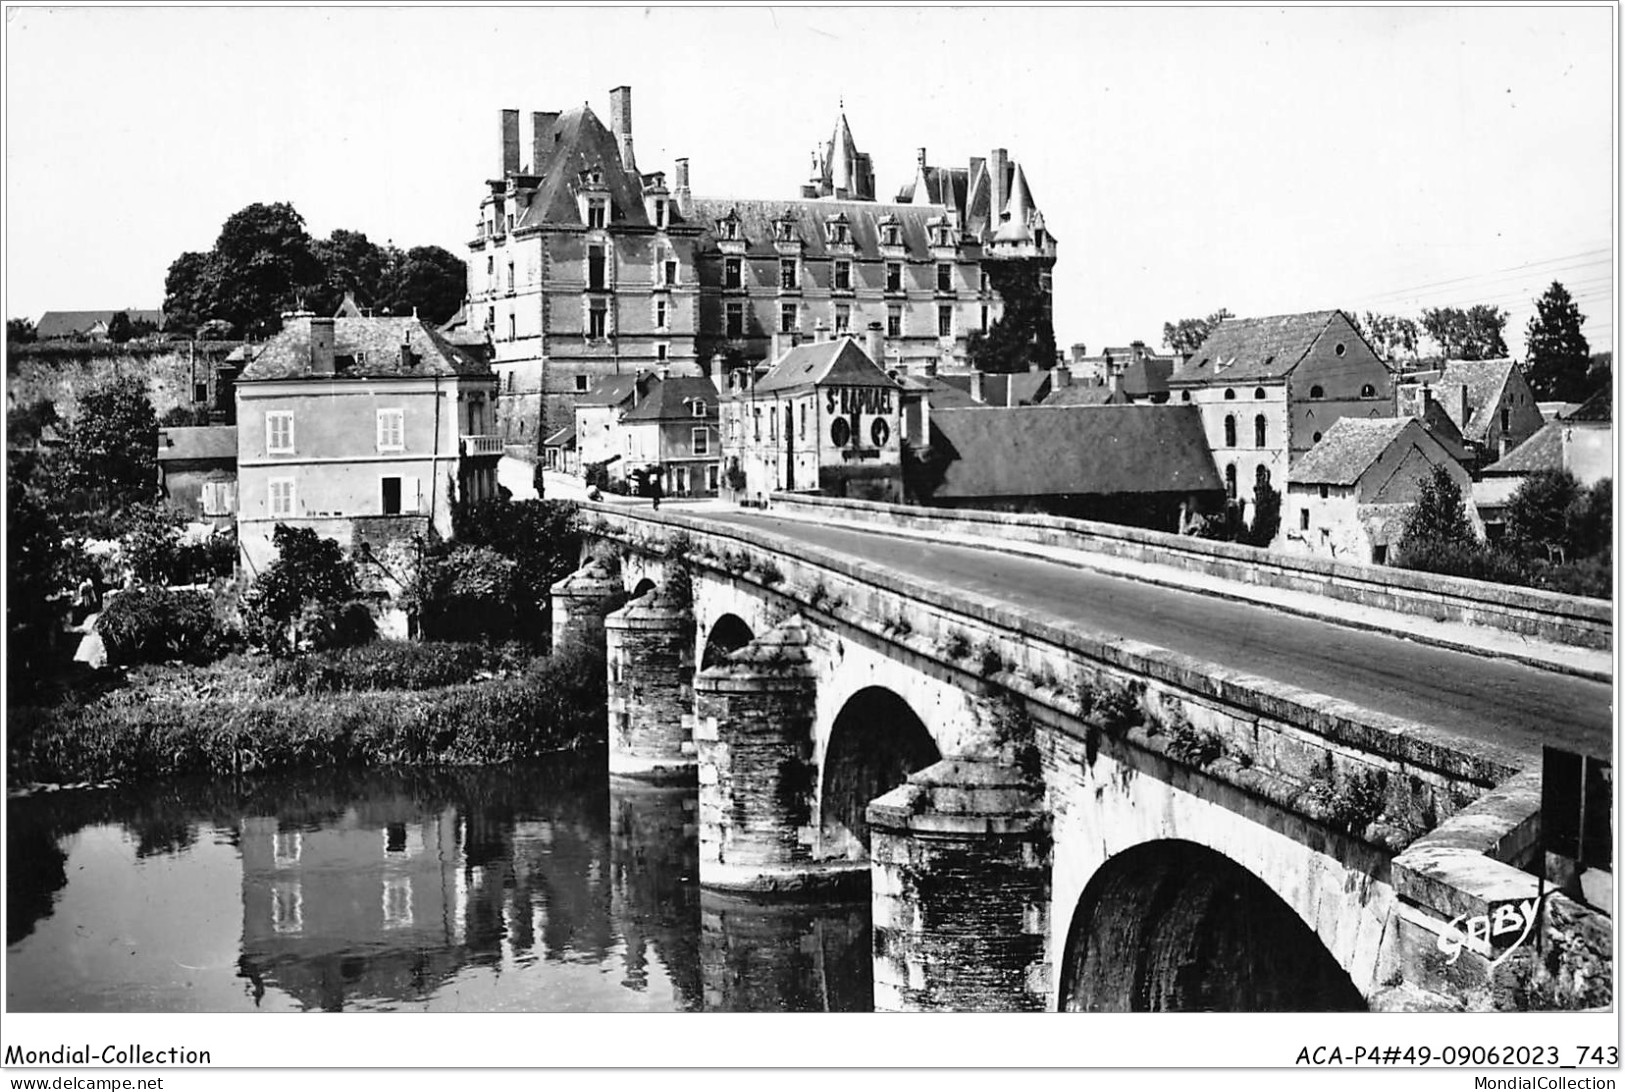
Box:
(5, 755), (872, 1012)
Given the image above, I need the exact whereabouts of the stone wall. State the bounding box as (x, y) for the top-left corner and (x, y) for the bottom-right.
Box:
(7, 341), (242, 422)
(769, 493), (1611, 651)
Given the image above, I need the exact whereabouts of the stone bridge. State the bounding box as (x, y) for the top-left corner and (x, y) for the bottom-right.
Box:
(550, 502), (1611, 1013)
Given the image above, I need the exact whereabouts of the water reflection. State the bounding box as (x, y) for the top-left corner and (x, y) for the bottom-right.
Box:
(7, 757), (871, 1012)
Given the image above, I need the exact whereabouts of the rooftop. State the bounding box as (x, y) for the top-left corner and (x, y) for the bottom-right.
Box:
(752, 337), (899, 396)
(240, 316), (491, 382)
(157, 425), (237, 463)
(1290, 417), (1414, 485)
(1172, 310), (1351, 384)
(621, 375), (721, 422)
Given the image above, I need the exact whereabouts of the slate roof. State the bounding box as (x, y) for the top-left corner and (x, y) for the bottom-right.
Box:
(753, 338), (899, 395)
(1289, 417), (1414, 486)
(543, 425), (576, 448)
(978, 371), (1051, 407)
(513, 105), (652, 231)
(239, 317), (491, 381)
(895, 374), (980, 408)
(1434, 358), (1519, 441)
(688, 196), (958, 261)
(579, 371), (654, 407)
(926, 405), (1222, 499)
(35, 310), (165, 339)
(896, 165), (970, 212)
(1044, 383), (1127, 407)
(1566, 387), (1612, 424)
(157, 426), (237, 463)
(1170, 311), (1343, 384)
(620, 375), (720, 422)
(1121, 358), (1174, 400)
(1479, 420), (1564, 476)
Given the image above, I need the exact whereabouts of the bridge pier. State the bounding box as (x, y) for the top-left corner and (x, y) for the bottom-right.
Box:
(694, 617), (867, 895)
(549, 557), (623, 652)
(604, 588), (697, 781)
(868, 758), (1052, 1011)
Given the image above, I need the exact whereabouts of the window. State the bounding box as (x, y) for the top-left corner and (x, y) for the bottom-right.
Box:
(1254, 414), (1267, 448)
(780, 259), (798, 290)
(486, 307), (495, 332)
(1309, 384), (1325, 399)
(707, 464), (719, 492)
(1319, 484), (1329, 500)
(383, 877), (413, 930)
(269, 478), (294, 518)
(1300, 508), (1310, 531)
(506, 370), (515, 394)
(886, 262), (903, 293)
(720, 217), (739, 241)
(507, 261), (515, 294)
(664, 258), (678, 286)
(775, 218), (795, 242)
(377, 409), (404, 452)
(834, 304), (851, 334)
(726, 301), (745, 337)
(506, 213), (514, 232)
(200, 481), (235, 517)
(937, 263), (953, 292)
(1500, 406), (1510, 431)
(486, 256), (494, 276)
(882, 223), (901, 246)
(575, 375), (590, 393)
(656, 343), (669, 363)
(1223, 414), (1237, 447)
(586, 198), (607, 229)
(887, 305), (902, 339)
(780, 303), (797, 334)
(834, 260), (852, 292)
(1256, 465), (1271, 491)
(193, 381), (209, 404)
(1181, 391), (1191, 403)
(725, 257), (742, 289)
(1361, 383), (1376, 398)
(937, 305), (952, 338)
(799, 402), (807, 439)
(753, 407), (761, 440)
(1372, 544), (1389, 565)
(980, 305), (989, 331)
(588, 299), (608, 339)
(1312, 430), (1322, 443)
(588, 246), (607, 290)
(827, 219), (850, 245)
(266, 412), (294, 454)
(1224, 388), (1236, 400)
(653, 200), (667, 229)
(1255, 387), (1267, 399)
(655, 298), (668, 330)
(1225, 464), (1237, 499)
(691, 426), (710, 456)
(507, 314), (516, 341)
(1334, 342), (1347, 357)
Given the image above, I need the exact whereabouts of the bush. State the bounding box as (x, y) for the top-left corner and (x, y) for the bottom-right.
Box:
(410, 543), (518, 641)
(1393, 539), (1528, 585)
(267, 640), (530, 694)
(97, 587), (222, 666)
(243, 524), (370, 656)
(450, 498), (581, 647)
(10, 644), (608, 782)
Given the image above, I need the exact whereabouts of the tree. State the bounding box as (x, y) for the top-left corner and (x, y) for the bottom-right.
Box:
(1420, 305), (1508, 360)
(162, 250), (219, 335)
(377, 245), (468, 325)
(210, 202), (324, 337)
(1352, 312), (1420, 364)
(62, 375), (159, 514)
(1400, 464), (1474, 551)
(964, 259), (1057, 374)
(105, 311), (136, 344)
(7, 317), (36, 344)
(309, 228), (390, 316)
(1503, 469), (1583, 560)
(7, 476), (77, 682)
(1162, 308), (1233, 356)
(159, 404), (214, 428)
(1523, 281), (1590, 402)
(243, 524), (373, 655)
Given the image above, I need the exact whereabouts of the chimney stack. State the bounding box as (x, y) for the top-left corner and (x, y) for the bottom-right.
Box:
(1109, 367), (1122, 398)
(501, 109), (521, 176)
(866, 321), (885, 367)
(970, 371), (985, 404)
(1053, 364), (1072, 390)
(989, 147), (1009, 221)
(917, 147), (927, 169)
(309, 317), (335, 377)
(609, 86), (636, 173)
(674, 157), (691, 214)
(531, 111), (560, 172)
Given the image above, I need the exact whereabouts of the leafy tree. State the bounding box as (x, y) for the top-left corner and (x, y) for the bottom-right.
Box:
(62, 375), (159, 514)
(162, 250), (219, 335)
(1585, 351), (1611, 398)
(309, 228), (390, 316)
(243, 524), (373, 655)
(1399, 464), (1474, 551)
(7, 476), (77, 682)
(409, 543), (519, 641)
(106, 311), (136, 343)
(1503, 469), (1587, 560)
(451, 498), (581, 645)
(377, 245), (468, 325)
(965, 259), (1057, 374)
(1420, 305), (1508, 360)
(7, 317), (36, 344)
(1162, 308), (1233, 356)
(1351, 312), (1420, 364)
(1523, 281), (1590, 401)
(1245, 479), (1282, 547)
(119, 503), (184, 586)
(210, 202), (324, 337)
(159, 404), (214, 428)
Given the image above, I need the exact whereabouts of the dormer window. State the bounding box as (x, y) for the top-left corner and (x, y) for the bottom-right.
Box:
(652, 199), (667, 229)
(586, 198), (608, 230)
(775, 216), (797, 243)
(929, 221), (953, 247)
(825, 215), (851, 245)
(717, 213), (741, 242)
(879, 216), (902, 247)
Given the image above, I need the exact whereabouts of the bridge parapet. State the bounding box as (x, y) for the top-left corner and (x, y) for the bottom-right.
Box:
(768, 493), (1612, 654)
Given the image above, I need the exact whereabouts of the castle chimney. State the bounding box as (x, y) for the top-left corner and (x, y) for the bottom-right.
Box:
(917, 147), (927, 169)
(609, 86), (636, 173)
(970, 371), (985, 403)
(674, 157), (691, 214)
(309, 317), (335, 377)
(866, 321), (885, 367)
(501, 109), (521, 176)
(531, 111), (560, 171)
(989, 148), (1009, 222)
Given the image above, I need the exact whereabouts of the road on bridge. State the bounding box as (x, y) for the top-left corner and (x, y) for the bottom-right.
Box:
(705, 511), (1612, 766)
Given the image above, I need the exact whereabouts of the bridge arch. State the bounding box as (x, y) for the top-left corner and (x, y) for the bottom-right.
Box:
(1058, 839), (1366, 1012)
(819, 686), (940, 858)
(630, 576), (657, 598)
(701, 614), (755, 670)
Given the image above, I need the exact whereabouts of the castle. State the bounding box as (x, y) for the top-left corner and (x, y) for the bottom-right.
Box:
(459, 87), (1056, 449)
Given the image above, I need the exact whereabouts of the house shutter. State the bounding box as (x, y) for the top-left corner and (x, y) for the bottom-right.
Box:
(405, 476), (420, 513)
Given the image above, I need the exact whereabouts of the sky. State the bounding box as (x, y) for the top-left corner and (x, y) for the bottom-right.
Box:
(3, 5), (1616, 357)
